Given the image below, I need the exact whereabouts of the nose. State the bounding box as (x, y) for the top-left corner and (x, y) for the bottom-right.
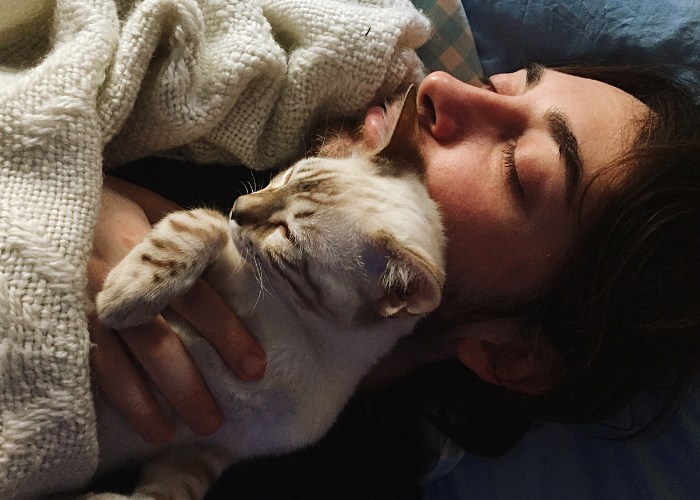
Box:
(417, 71), (526, 143)
(230, 196), (256, 226)
(230, 191), (281, 226)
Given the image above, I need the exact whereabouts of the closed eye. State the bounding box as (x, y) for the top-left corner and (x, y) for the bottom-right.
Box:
(503, 139), (524, 200)
(279, 167), (295, 186)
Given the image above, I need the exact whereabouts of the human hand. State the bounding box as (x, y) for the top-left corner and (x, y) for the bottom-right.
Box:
(88, 176), (267, 444)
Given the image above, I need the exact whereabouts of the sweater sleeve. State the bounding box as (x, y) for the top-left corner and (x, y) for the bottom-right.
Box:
(0, 1), (112, 497)
(0, 0), (430, 497)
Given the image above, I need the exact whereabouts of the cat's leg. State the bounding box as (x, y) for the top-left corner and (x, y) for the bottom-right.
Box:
(81, 493), (149, 500)
(96, 208), (231, 329)
(130, 446), (233, 500)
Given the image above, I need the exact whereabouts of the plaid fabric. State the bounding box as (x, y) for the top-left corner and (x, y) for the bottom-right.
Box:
(412, 0), (483, 85)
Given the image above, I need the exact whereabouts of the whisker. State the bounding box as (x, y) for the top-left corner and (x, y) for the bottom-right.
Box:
(251, 263), (264, 311)
(258, 264), (276, 299)
(244, 250), (265, 312)
(248, 251), (276, 306)
(248, 170), (259, 193)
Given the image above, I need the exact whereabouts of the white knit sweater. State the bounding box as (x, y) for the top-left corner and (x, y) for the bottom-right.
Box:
(0, 0), (430, 497)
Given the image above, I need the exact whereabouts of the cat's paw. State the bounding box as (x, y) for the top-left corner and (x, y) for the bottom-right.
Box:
(96, 209), (230, 329)
(95, 247), (183, 329)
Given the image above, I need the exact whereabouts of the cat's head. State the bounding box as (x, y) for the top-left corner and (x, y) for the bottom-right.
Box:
(230, 87), (445, 325)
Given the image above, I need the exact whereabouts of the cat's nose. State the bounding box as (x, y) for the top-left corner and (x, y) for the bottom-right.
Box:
(230, 192), (280, 226)
(230, 196), (256, 226)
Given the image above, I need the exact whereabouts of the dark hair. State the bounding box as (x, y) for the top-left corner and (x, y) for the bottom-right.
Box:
(378, 66), (700, 456)
(532, 65), (700, 423)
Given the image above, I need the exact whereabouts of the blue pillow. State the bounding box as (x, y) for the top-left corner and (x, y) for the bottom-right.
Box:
(462, 0), (700, 97)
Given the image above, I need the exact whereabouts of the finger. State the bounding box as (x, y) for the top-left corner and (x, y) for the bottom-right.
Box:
(170, 279), (267, 381)
(89, 314), (176, 444)
(104, 176), (180, 223)
(118, 316), (224, 437)
(87, 258), (110, 298)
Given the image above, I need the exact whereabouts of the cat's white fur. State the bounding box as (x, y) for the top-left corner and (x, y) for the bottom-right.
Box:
(91, 88), (445, 497)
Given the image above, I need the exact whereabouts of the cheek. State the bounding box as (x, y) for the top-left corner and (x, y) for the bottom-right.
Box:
(425, 153), (493, 217)
(427, 164), (568, 296)
(427, 166), (510, 285)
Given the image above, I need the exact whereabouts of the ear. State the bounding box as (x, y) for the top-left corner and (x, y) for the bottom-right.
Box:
(453, 320), (564, 395)
(373, 235), (444, 318)
(376, 85), (423, 175)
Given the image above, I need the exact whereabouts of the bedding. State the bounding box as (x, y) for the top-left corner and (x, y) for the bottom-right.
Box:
(412, 0), (483, 85)
(462, 0), (700, 99)
(422, 1), (700, 498)
(424, 379), (700, 498)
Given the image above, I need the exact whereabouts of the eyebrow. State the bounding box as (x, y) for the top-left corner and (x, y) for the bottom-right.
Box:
(545, 108), (583, 205)
(524, 63), (582, 205)
(525, 63), (545, 88)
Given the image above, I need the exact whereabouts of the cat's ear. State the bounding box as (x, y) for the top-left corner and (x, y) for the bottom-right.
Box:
(373, 234), (444, 318)
(376, 85), (423, 176)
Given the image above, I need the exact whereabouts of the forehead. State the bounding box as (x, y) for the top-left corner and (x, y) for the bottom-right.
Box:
(537, 70), (650, 179)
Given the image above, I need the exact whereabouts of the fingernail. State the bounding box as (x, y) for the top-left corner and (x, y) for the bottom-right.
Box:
(195, 413), (222, 437)
(148, 421), (175, 444)
(241, 355), (266, 380)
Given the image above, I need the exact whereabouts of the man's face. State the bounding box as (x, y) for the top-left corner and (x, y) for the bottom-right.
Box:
(333, 68), (650, 391)
(363, 68), (649, 308)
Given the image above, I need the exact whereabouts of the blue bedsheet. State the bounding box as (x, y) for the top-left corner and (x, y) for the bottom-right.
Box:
(462, 0), (700, 98)
(424, 379), (700, 498)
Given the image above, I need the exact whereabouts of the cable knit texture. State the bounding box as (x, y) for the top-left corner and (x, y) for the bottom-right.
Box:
(0, 0), (430, 497)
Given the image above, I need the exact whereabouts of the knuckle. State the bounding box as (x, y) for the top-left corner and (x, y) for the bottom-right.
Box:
(123, 399), (154, 421)
(173, 391), (200, 409)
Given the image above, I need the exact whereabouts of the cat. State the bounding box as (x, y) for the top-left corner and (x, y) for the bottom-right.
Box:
(89, 86), (445, 499)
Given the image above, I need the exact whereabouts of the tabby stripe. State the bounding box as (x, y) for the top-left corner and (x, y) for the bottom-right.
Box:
(301, 260), (337, 316)
(271, 259), (323, 315)
(295, 168), (334, 180)
(151, 237), (185, 255)
(294, 210), (316, 219)
(141, 253), (179, 269)
(291, 172), (341, 196)
(293, 179), (325, 193)
(294, 193), (334, 205)
(169, 218), (213, 241)
(301, 260), (324, 307)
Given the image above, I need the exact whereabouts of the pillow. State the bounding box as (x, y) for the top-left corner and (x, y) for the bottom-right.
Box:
(413, 0), (484, 84)
(462, 0), (700, 97)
